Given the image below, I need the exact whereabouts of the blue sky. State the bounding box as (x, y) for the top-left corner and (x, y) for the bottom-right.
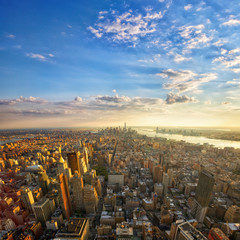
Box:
(1, 0), (240, 128)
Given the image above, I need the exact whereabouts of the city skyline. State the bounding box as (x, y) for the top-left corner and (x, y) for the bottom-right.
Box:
(1, 0), (240, 128)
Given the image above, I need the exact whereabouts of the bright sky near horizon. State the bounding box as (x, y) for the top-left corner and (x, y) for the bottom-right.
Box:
(1, 0), (240, 128)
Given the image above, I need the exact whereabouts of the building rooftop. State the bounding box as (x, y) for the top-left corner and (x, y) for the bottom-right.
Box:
(178, 222), (207, 240)
(56, 218), (88, 238)
(33, 198), (49, 207)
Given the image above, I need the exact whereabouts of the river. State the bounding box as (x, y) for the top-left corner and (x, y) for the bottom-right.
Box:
(133, 127), (240, 149)
(0, 138), (23, 145)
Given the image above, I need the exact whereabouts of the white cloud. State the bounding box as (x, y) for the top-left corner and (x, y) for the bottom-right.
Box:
(6, 34), (16, 38)
(226, 79), (240, 86)
(0, 96), (47, 105)
(196, 1), (208, 12)
(88, 7), (168, 44)
(178, 25), (212, 49)
(67, 24), (72, 28)
(144, 11), (163, 20)
(96, 95), (131, 103)
(222, 19), (240, 26)
(221, 48), (227, 55)
(212, 49), (240, 68)
(213, 39), (228, 47)
(157, 69), (197, 82)
(229, 48), (240, 54)
(97, 12), (156, 42)
(184, 4), (192, 11)
(213, 49), (240, 71)
(174, 54), (192, 63)
(99, 11), (108, 15)
(74, 96), (83, 102)
(26, 53), (46, 61)
(88, 26), (103, 38)
(166, 93), (197, 104)
(179, 25), (204, 39)
(186, 33), (212, 49)
(138, 53), (161, 63)
(158, 69), (217, 92)
(48, 53), (54, 57)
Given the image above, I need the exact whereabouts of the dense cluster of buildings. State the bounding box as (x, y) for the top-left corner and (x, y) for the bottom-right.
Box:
(0, 127), (240, 239)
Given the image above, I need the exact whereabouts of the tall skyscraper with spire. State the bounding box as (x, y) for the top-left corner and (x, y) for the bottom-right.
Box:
(57, 146), (68, 175)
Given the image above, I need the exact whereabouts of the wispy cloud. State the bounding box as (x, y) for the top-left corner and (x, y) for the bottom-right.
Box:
(226, 79), (240, 86)
(213, 39), (228, 47)
(26, 53), (54, 62)
(0, 95), (165, 119)
(96, 95), (131, 103)
(184, 4), (192, 11)
(178, 24), (213, 49)
(158, 69), (217, 93)
(0, 96), (47, 105)
(88, 10), (157, 43)
(138, 54), (161, 63)
(229, 48), (240, 54)
(26, 53), (46, 61)
(196, 2), (209, 12)
(222, 18), (240, 26)
(6, 34), (16, 39)
(213, 47), (240, 72)
(88, 26), (103, 38)
(174, 54), (192, 63)
(88, 3), (171, 45)
(74, 96), (83, 102)
(166, 92), (197, 104)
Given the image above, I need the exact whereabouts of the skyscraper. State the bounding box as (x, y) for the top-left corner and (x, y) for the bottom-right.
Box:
(57, 173), (72, 219)
(79, 156), (88, 176)
(153, 165), (163, 183)
(167, 169), (173, 187)
(191, 170), (215, 222)
(21, 187), (35, 213)
(162, 172), (170, 195)
(195, 171), (215, 207)
(57, 154), (68, 175)
(32, 198), (52, 226)
(72, 172), (84, 210)
(83, 184), (99, 214)
(38, 170), (49, 195)
(67, 152), (80, 175)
